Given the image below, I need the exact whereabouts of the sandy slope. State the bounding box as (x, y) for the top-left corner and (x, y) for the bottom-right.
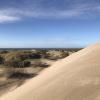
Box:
(1, 43), (100, 100)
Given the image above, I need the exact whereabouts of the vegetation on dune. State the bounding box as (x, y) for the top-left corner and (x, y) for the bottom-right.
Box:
(0, 56), (4, 64)
(0, 50), (9, 54)
(32, 61), (49, 68)
(60, 51), (69, 58)
(0, 49), (72, 68)
(4, 59), (31, 68)
(0, 51), (42, 68)
(7, 72), (36, 79)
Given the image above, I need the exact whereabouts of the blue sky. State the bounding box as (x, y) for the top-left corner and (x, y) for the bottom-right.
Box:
(0, 0), (100, 48)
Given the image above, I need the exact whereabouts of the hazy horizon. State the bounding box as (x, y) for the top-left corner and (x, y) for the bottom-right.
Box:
(0, 0), (100, 48)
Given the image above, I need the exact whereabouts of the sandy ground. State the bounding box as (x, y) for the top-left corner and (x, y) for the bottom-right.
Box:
(1, 43), (100, 100)
(0, 58), (55, 97)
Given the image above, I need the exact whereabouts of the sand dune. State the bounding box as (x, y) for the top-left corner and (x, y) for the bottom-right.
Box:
(1, 43), (100, 100)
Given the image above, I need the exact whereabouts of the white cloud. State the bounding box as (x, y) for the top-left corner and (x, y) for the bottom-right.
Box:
(0, 15), (20, 23)
(0, 8), (81, 23)
(0, 2), (100, 23)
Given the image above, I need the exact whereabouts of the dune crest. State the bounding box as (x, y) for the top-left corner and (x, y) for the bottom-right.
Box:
(1, 43), (100, 100)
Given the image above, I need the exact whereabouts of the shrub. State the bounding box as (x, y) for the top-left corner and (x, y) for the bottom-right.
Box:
(7, 72), (35, 79)
(35, 50), (48, 58)
(0, 50), (9, 54)
(30, 53), (41, 59)
(32, 61), (49, 68)
(0, 56), (4, 64)
(23, 60), (31, 67)
(4, 68), (36, 79)
(4, 59), (31, 68)
(12, 51), (41, 60)
(60, 51), (69, 58)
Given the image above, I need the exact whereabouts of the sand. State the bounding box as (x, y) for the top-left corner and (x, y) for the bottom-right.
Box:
(1, 43), (100, 100)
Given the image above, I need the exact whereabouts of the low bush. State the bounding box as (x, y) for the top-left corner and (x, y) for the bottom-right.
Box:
(4, 59), (31, 68)
(0, 50), (9, 54)
(60, 51), (69, 58)
(7, 72), (36, 79)
(32, 61), (49, 68)
(0, 56), (4, 64)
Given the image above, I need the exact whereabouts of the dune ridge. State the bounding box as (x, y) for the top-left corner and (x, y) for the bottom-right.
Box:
(1, 43), (100, 100)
